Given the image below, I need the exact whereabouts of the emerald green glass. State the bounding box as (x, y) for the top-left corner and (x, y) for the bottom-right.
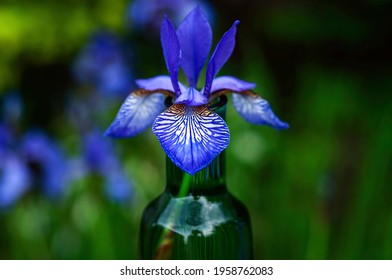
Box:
(139, 96), (253, 259)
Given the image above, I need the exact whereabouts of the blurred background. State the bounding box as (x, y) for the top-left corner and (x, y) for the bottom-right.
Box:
(0, 0), (391, 259)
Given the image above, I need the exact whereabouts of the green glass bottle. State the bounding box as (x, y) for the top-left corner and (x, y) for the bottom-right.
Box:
(139, 96), (253, 259)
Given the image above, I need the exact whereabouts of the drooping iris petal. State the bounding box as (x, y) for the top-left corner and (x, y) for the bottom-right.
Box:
(153, 104), (230, 175)
(136, 75), (187, 93)
(210, 76), (256, 93)
(204, 20), (240, 95)
(161, 17), (182, 96)
(105, 91), (164, 138)
(175, 87), (208, 106)
(232, 91), (289, 129)
(177, 6), (212, 87)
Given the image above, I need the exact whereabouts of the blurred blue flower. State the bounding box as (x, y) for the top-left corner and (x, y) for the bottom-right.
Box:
(83, 130), (133, 203)
(104, 169), (133, 204)
(73, 31), (132, 97)
(0, 123), (13, 151)
(0, 123), (29, 208)
(106, 7), (288, 175)
(0, 153), (30, 208)
(84, 130), (117, 173)
(126, 0), (214, 33)
(21, 130), (69, 198)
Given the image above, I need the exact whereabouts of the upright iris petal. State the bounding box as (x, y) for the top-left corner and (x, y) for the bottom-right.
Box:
(204, 21), (239, 96)
(176, 6), (212, 87)
(161, 17), (182, 96)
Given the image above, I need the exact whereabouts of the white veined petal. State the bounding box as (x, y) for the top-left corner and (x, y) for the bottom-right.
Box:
(232, 92), (289, 130)
(153, 104), (230, 175)
(105, 91), (164, 137)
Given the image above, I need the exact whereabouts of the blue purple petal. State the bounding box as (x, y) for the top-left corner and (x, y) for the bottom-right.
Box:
(209, 76), (256, 93)
(105, 91), (164, 138)
(176, 6), (212, 87)
(204, 20), (239, 95)
(152, 104), (230, 175)
(232, 92), (289, 129)
(161, 17), (182, 96)
(135, 75), (186, 93)
(175, 87), (208, 106)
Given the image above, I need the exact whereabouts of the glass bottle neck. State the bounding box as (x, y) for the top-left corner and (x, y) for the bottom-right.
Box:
(165, 151), (226, 196)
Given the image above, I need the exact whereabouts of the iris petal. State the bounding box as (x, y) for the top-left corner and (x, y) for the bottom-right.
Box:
(153, 104), (230, 175)
(177, 6), (212, 87)
(210, 76), (256, 93)
(136, 75), (187, 93)
(232, 91), (289, 129)
(204, 20), (239, 95)
(105, 90), (164, 138)
(175, 87), (208, 106)
(161, 17), (182, 96)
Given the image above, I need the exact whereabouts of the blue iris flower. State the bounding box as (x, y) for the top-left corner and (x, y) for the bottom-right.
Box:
(106, 7), (289, 175)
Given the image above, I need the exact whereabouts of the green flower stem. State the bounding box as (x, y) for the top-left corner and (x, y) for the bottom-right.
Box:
(178, 173), (192, 197)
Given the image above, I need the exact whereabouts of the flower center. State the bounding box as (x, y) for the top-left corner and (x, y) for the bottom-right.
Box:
(175, 87), (207, 106)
